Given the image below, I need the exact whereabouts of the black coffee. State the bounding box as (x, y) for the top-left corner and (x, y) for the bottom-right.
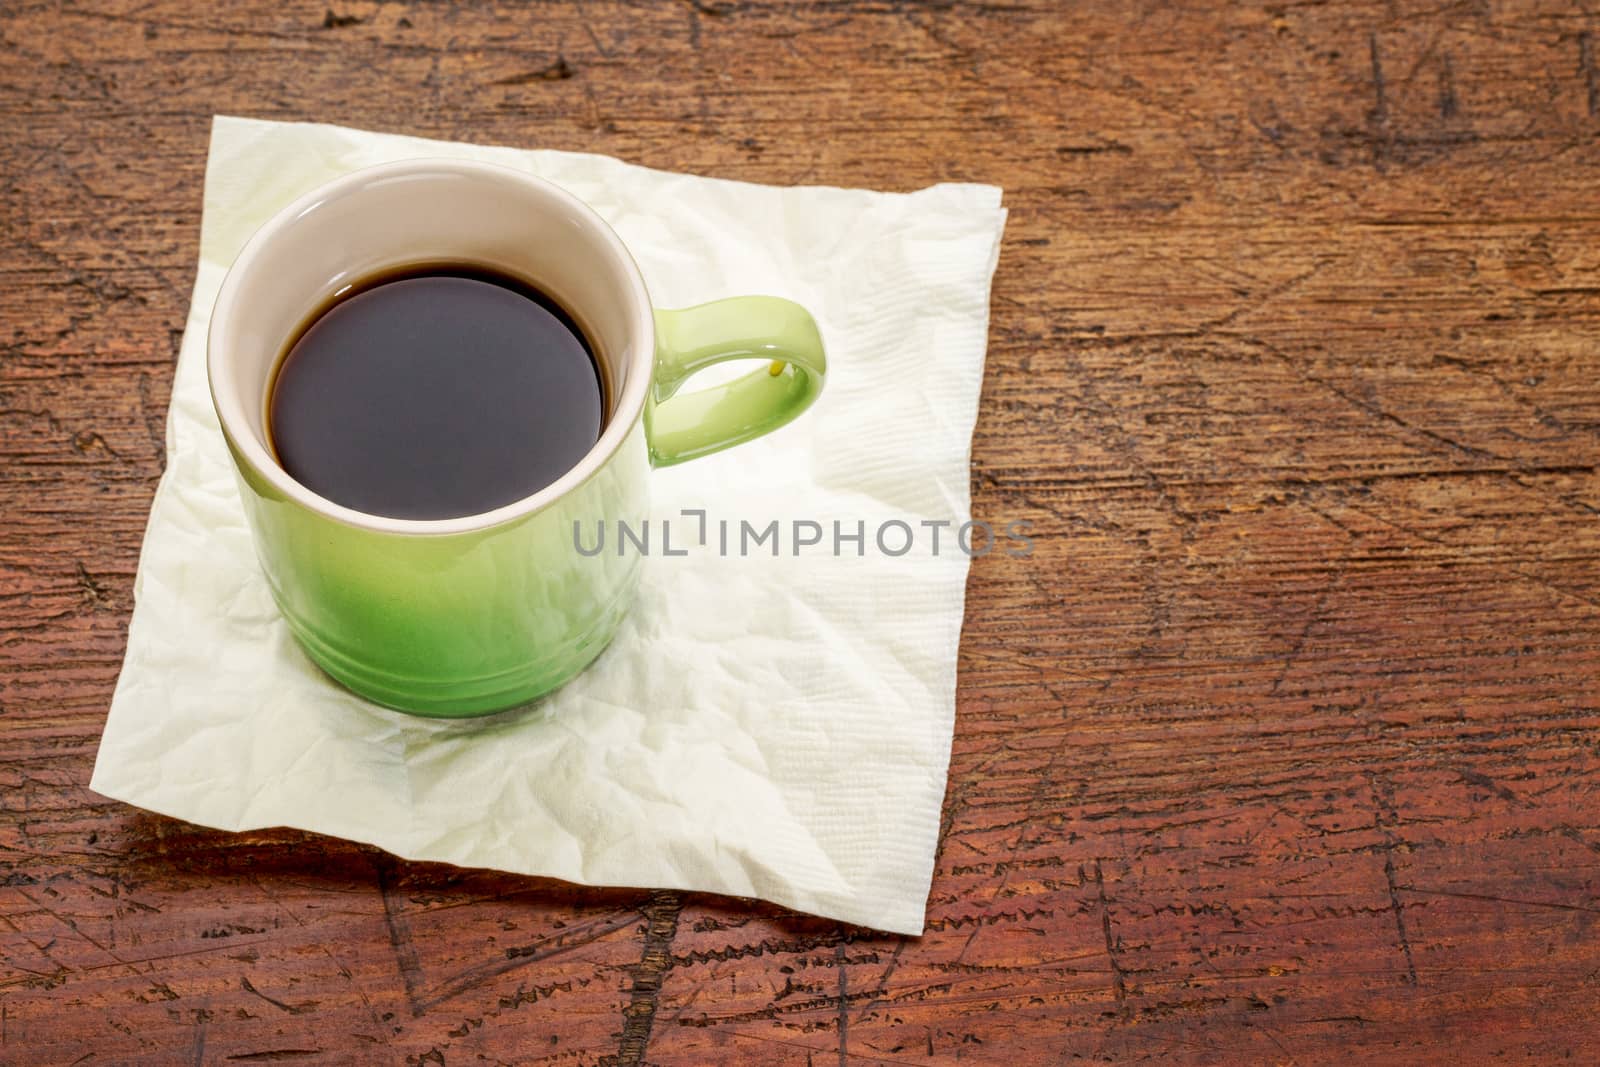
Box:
(268, 265), (604, 520)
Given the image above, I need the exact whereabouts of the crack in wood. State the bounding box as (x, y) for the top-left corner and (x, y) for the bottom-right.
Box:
(601, 890), (683, 1067)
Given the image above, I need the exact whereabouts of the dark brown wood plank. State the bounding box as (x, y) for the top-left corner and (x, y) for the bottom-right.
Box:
(3, 0), (1599, 1063)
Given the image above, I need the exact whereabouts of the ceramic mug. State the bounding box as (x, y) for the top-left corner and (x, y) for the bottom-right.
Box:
(208, 159), (826, 717)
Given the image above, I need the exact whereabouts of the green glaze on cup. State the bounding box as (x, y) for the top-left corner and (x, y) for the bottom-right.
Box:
(208, 160), (826, 717)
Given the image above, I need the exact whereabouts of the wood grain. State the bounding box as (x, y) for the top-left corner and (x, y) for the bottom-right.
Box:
(3, 1), (1599, 1063)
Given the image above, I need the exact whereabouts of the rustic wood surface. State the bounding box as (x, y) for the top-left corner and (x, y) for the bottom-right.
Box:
(4, 0), (1600, 1063)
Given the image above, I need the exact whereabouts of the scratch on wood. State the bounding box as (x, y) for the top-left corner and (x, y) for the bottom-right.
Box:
(1370, 777), (1419, 986)
(240, 976), (311, 1016)
(190, 1011), (206, 1067)
(222, 1049), (322, 1061)
(74, 562), (109, 608)
(492, 57), (574, 84)
(1457, 768), (1521, 805)
(14, 887), (119, 960)
(1366, 31), (1393, 166)
(374, 859), (426, 1017)
(1368, 33), (1388, 123)
(137, 370), (168, 470)
(684, 0), (702, 51)
(1091, 860), (1127, 1004)
(1580, 33), (1599, 117)
(836, 941), (849, 1067)
(419, 910), (639, 1013)
(1437, 52), (1458, 118)
(572, 0), (614, 57)
(1398, 886), (1600, 914)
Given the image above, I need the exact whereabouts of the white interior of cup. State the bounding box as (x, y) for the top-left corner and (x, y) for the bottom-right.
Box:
(207, 159), (653, 535)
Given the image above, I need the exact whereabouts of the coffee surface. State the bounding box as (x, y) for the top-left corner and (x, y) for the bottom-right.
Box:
(268, 267), (603, 521)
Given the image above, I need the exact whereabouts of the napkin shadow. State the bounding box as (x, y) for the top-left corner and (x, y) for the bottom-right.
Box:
(113, 811), (636, 911)
(113, 811), (906, 950)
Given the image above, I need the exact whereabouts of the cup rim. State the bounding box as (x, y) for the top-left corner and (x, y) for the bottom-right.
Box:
(207, 158), (654, 537)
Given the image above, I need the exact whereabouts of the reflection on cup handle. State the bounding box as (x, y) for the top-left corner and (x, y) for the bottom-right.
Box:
(646, 296), (827, 467)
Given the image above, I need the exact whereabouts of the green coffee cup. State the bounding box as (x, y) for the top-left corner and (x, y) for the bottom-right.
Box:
(207, 160), (826, 717)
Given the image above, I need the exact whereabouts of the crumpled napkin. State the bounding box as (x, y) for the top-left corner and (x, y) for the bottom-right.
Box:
(90, 115), (1006, 935)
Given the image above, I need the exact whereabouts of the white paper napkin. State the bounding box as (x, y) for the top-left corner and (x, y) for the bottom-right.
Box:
(90, 116), (1005, 935)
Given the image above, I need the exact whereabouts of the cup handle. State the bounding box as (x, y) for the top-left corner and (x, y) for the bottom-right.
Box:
(646, 296), (827, 467)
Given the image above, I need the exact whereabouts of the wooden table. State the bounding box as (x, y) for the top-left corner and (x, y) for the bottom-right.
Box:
(4, 1), (1599, 1062)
